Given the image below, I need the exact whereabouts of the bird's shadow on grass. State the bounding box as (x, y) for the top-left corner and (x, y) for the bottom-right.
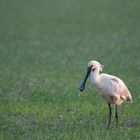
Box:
(120, 118), (140, 129)
(101, 116), (140, 130)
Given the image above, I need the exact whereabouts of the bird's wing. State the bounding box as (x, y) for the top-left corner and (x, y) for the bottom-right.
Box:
(108, 75), (132, 102)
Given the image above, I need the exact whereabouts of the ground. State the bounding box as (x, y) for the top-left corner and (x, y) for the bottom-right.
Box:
(0, 0), (140, 139)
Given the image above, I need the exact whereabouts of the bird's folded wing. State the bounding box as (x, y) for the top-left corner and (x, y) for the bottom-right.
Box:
(109, 77), (132, 102)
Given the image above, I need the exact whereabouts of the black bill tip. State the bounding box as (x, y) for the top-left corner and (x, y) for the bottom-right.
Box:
(79, 84), (85, 91)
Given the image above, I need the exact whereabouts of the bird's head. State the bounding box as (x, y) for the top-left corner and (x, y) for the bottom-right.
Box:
(88, 60), (103, 72)
(79, 60), (103, 92)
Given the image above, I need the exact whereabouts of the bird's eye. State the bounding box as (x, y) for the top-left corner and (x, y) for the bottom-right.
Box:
(90, 65), (93, 68)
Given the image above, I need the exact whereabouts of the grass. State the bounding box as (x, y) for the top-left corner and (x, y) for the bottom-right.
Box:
(0, 0), (140, 139)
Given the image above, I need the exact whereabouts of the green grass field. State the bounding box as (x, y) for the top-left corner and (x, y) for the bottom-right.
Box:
(0, 0), (140, 139)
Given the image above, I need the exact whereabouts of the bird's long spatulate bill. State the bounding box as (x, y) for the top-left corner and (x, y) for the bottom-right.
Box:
(79, 68), (91, 91)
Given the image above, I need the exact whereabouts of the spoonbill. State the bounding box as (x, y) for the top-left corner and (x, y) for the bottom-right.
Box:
(79, 60), (132, 129)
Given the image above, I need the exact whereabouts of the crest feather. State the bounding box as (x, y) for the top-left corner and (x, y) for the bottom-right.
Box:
(100, 65), (104, 71)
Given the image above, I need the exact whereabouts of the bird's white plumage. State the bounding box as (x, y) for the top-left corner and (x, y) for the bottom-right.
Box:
(89, 60), (132, 105)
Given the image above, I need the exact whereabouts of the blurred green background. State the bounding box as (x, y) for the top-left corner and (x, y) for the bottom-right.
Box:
(0, 0), (140, 139)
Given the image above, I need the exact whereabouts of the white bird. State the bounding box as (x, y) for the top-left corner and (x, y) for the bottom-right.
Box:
(79, 60), (132, 129)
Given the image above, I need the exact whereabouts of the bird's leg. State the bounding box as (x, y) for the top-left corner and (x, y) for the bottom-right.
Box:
(107, 103), (112, 129)
(115, 104), (119, 127)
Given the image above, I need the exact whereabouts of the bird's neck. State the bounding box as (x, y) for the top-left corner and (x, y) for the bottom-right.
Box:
(90, 67), (100, 85)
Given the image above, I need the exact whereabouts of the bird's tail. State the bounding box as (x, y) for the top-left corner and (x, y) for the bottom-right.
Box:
(126, 95), (133, 103)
